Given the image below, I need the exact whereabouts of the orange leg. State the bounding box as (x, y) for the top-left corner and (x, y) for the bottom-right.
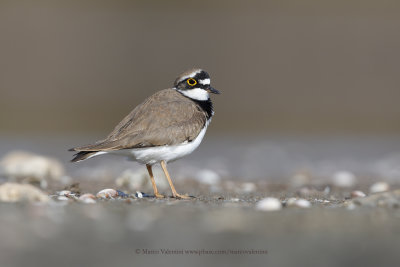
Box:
(160, 160), (192, 199)
(146, 164), (165, 198)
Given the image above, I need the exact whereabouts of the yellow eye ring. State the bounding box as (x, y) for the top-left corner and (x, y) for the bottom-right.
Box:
(187, 78), (197, 86)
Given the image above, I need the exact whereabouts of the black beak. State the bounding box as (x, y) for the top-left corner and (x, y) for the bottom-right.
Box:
(207, 86), (220, 94)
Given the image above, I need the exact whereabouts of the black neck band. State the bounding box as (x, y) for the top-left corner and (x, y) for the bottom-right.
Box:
(192, 98), (213, 120)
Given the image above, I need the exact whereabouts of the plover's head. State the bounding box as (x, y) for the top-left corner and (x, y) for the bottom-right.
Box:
(174, 69), (220, 101)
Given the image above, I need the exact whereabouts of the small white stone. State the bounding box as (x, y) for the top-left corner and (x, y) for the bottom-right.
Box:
(256, 197), (282, 211)
(79, 193), (96, 199)
(0, 151), (65, 182)
(332, 171), (356, 188)
(57, 196), (69, 201)
(80, 197), (96, 204)
(286, 198), (311, 208)
(79, 193), (96, 204)
(116, 168), (168, 191)
(195, 169), (221, 185)
(294, 199), (312, 208)
(315, 199), (328, 203)
(351, 190), (366, 198)
(82, 198), (96, 204)
(57, 190), (71, 196)
(115, 169), (146, 190)
(0, 182), (50, 203)
(286, 197), (298, 206)
(369, 182), (390, 194)
(136, 191), (143, 198)
(96, 189), (117, 199)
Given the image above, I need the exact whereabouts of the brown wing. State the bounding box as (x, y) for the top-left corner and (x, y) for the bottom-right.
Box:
(70, 89), (207, 152)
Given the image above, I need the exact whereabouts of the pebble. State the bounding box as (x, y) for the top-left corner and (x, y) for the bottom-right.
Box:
(286, 197), (297, 206)
(96, 189), (118, 199)
(57, 196), (69, 201)
(256, 197), (282, 211)
(369, 182), (390, 194)
(115, 169), (146, 190)
(133, 191), (151, 198)
(79, 193), (97, 204)
(57, 190), (72, 197)
(286, 198), (312, 208)
(295, 199), (312, 208)
(351, 189), (400, 208)
(351, 190), (366, 198)
(0, 151), (65, 184)
(115, 169), (168, 191)
(195, 169), (221, 185)
(315, 199), (330, 203)
(116, 190), (129, 198)
(0, 182), (50, 203)
(332, 171), (356, 188)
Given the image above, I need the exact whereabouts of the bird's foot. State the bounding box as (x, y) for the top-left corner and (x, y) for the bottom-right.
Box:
(154, 193), (165, 199)
(173, 193), (195, 200)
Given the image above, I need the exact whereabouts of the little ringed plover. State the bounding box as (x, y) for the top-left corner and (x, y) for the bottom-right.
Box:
(69, 68), (220, 199)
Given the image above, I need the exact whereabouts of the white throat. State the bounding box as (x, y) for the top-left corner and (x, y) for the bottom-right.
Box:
(177, 88), (209, 101)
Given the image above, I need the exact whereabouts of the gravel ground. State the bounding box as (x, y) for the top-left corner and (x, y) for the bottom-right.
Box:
(2, 136), (400, 267)
(1, 179), (400, 267)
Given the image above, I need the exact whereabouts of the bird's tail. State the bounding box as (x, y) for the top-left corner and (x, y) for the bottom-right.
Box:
(70, 151), (99, 162)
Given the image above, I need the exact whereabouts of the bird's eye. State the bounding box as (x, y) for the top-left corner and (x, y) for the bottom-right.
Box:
(187, 78), (197, 86)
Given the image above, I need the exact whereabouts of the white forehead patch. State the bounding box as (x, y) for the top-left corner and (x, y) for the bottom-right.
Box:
(199, 78), (210, 85)
(177, 88), (209, 101)
(180, 70), (202, 81)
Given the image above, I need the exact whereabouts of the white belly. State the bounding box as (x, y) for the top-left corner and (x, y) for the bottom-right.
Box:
(109, 123), (208, 165)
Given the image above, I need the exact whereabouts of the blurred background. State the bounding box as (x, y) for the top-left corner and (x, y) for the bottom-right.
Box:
(1, 0), (400, 182)
(1, 0), (400, 135)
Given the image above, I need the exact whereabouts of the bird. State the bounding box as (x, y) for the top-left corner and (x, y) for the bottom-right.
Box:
(69, 68), (220, 199)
